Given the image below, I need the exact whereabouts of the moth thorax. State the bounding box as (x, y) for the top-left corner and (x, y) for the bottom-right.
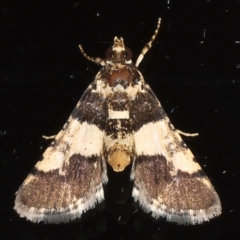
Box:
(106, 144), (132, 172)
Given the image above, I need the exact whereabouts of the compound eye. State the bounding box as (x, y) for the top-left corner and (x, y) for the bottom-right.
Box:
(123, 47), (133, 60)
(105, 47), (114, 59)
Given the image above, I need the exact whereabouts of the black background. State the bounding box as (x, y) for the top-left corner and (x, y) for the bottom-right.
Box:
(1, 0), (240, 239)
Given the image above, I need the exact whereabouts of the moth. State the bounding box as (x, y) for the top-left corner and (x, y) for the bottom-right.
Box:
(14, 18), (221, 224)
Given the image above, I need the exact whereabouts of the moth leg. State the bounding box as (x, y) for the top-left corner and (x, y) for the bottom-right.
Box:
(42, 135), (56, 140)
(176, 129), (199, 137)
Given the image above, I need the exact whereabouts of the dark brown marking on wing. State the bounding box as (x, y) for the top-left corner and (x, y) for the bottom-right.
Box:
(108, 92), (129, 111)
(134, 154), (219, 211)
(131, 92), (166, 131)
(105, 119), (132, 139)
(18, 154), (101, 211)
(71, 91), (107, 130)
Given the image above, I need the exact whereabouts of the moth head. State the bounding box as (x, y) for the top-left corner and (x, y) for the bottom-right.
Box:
(105, 37), (133, 64)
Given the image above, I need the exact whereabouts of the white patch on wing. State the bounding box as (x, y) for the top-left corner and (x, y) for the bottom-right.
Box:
(91, 78), (107, 94)
(69, 121), (104, 156)
(108, 110), (129, 119)
(134, 120), (171, 156)
(91, 78), (144, 101)
(22, 175), (36, 185)
(35, 148), (65, 172)
(126, 76), (145, 99)
(35, 119), (104, 172)
(134, 119), (201, 174)
(169, 147), (201, 174)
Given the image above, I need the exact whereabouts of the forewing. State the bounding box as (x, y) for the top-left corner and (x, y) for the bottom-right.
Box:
(130, 83), (221, 225)
(14, 82), (108, 223)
